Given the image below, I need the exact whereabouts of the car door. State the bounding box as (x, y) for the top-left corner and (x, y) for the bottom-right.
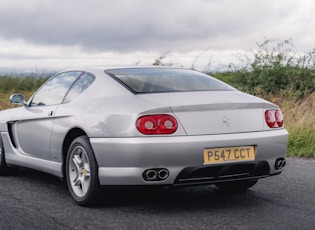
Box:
(11, 71), (82, 160)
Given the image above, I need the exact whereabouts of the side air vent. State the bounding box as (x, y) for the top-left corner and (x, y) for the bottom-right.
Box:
(7, 122), (17, 148)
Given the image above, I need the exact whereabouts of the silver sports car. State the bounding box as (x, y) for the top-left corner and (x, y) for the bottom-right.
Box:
(0, 66), (288, 206)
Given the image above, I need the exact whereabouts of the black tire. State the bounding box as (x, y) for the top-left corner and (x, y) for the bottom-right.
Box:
(66, 136), (101, 206)
(215, 179), (258, 192)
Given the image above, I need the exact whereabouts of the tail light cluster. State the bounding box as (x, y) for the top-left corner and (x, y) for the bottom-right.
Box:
(136, 114), (178, 135)
(265, 109), (284, 128)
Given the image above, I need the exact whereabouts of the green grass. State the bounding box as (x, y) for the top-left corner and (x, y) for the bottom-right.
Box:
(287, 127), (315, 157)
(281, 93), (315, 157)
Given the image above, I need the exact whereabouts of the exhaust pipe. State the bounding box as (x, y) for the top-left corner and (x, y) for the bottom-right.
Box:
(158, 169), (169, 180)
(144, 170), (157, 181)
(275, 158), (286, 170)
(143, 168), (169, 181)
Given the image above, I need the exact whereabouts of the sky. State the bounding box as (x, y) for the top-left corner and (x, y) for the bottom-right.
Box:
(1, 0), (315, 73)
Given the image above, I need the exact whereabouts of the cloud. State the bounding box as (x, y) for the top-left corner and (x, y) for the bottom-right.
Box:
(0, 1), (304, 50)
(1, 0), (315, 70)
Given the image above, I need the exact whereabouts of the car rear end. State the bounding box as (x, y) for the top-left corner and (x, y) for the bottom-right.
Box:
(90, 67), (288, 187)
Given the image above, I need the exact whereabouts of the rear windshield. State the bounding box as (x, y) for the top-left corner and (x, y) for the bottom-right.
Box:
(106, 68), (235, 94)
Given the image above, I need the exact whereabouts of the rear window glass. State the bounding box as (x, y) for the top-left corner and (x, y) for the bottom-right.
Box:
(106, 68), (235, 93)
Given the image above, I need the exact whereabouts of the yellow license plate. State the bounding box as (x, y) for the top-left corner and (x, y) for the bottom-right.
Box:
(203, 146), (255, 164)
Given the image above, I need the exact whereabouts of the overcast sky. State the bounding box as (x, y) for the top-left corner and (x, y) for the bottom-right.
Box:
(1, 0), (315, 72)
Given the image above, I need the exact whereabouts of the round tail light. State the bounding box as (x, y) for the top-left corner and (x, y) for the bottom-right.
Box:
(265, 109), (284, 128)
(136, 115), (178, 135)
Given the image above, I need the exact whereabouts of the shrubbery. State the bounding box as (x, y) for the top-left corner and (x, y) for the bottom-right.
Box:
(212, 39), (315, 99)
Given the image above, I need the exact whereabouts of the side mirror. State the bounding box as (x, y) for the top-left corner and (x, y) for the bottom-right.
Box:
(10, 94), (27, 106)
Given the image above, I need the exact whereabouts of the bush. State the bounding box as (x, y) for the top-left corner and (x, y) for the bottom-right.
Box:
(212, 39), (315, 98)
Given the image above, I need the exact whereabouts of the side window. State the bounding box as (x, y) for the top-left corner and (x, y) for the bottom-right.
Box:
(63, 73), (95, 103)
(31, 71), (82, 106)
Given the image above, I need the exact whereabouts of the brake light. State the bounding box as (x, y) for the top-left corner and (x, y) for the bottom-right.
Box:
(265, 109), (284, 128)
(136, 115), (178, 134)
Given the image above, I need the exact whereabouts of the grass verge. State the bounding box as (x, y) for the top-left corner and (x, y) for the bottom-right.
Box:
(281, 93), (315, 157)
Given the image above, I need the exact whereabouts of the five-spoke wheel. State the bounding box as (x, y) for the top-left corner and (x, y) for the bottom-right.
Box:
(66, 136), (100, 206)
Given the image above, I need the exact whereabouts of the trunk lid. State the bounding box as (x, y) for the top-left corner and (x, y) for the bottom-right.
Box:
(139, 91), (277, 135)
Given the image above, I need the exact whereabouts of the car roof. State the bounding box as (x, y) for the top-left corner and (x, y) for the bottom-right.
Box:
(61, 65), (182, 73)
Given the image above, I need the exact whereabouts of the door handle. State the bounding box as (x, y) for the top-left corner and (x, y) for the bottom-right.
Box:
(48, 110), (54, 116)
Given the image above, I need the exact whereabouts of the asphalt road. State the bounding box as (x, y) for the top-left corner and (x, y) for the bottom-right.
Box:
(0, 157), (314, 230)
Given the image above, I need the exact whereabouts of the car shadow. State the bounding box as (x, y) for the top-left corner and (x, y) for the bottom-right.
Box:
(12, 167), (263, 210)
(96, 184), (261, 211)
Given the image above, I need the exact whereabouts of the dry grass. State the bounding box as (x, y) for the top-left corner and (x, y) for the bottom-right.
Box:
(0, 91), (15, 110)
(283, 93), (315, 128)
(0, 91), (33, 110)
(279, 93), (315, 157)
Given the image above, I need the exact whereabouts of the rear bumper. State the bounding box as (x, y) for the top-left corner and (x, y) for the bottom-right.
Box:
(90, 129), (288, 185)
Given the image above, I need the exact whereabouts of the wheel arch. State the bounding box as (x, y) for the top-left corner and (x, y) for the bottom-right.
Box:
(61, 128), (87, 179)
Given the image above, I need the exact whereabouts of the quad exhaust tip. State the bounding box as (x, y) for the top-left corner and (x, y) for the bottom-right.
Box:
(275, 158), (286, 170)
(143, 168), (169, 181)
